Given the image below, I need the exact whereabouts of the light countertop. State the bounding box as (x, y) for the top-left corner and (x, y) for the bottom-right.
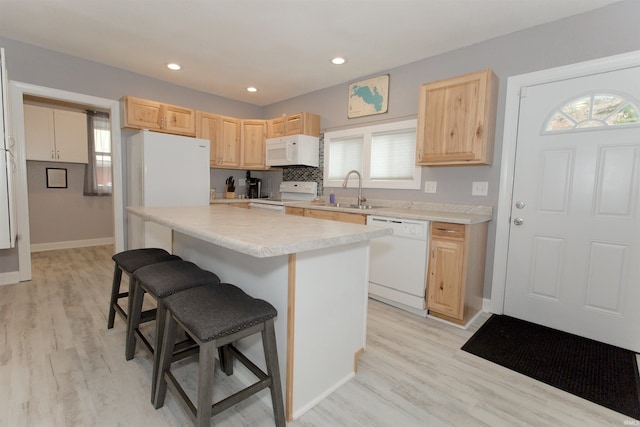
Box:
(127, 205), (391, 258)
(213, 198), (493, 224)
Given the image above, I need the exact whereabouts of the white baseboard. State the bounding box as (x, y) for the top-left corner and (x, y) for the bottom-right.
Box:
(426, 298), (492, 330)
(482, 297), (491, 313)
(30, 237), (114, 253)
(0, 271), (20, 286)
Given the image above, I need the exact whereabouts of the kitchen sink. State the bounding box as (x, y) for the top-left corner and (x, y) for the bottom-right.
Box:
(332, 203), (383, 210)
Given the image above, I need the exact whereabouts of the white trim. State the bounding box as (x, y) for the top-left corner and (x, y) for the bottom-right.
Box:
(323, 119), (421, 190)
(9, 81), (123, 282)
(30, 237), (114, 253)
(490, 49), (640, 315)
(0, 271), (19, 286)
(482, 297), (491, 313)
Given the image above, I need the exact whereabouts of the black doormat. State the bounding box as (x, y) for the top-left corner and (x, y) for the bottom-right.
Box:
(461, 315), (640, 420)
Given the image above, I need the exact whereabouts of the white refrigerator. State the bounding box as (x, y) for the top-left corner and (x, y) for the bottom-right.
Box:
(127, 130), (210, 252)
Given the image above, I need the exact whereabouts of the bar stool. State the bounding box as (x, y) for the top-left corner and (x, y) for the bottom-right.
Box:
(154, 284), (285, 427)
(108, 248), (182, 329)
(126, 260), (221, 401)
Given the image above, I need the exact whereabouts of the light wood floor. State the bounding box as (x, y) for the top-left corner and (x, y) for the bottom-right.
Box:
(0, 245), (636, 426)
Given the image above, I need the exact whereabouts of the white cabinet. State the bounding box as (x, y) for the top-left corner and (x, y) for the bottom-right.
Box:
(24, 104), (89, 163)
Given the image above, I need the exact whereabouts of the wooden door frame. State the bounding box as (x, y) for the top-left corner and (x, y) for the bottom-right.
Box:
(10, 81), (123, 281)
(490, 49), (640, 314)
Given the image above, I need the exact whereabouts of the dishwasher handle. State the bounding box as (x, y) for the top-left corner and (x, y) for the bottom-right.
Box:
(367, 216), (430, 240)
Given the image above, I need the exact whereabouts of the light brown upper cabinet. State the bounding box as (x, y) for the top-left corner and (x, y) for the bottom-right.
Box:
(267, 112), (321, 138)
(416, 69), (497, 166)
(196, 112), (241, 168)
(122, 96), (196, 136)
(240, 120), (267, 169)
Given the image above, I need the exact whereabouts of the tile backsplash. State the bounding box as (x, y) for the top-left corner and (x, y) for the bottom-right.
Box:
(282, 135), (325, 196)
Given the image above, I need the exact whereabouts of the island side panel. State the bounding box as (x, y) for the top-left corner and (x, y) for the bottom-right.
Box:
(291, 241), (370, 419)
(171, 232), (290, 400)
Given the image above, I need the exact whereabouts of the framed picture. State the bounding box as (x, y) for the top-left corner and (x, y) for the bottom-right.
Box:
(46, 167), (68, 188)
(348, 74), (390, 118)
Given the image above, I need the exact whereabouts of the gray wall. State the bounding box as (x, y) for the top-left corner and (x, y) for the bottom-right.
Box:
(27, 161), (113, 244)
(264, 0), (640, 297)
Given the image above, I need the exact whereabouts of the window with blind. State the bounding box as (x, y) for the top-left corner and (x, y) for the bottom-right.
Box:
(324, 119), (421, 189)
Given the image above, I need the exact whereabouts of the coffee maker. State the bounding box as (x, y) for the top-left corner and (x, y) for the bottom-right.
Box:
(245, 171), (262, 199)
(247, 178), (262, 199)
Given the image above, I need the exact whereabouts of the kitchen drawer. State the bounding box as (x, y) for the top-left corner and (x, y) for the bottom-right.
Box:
(303, 208), (367, 225)
(285, 207), (305, 216)
(431, 222), (465, 239)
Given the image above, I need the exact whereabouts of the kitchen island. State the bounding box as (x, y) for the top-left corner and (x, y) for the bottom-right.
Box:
(126, 205), (391, 421)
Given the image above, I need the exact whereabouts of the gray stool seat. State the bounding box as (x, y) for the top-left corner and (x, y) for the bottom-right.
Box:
(126, 260), (221, 403)
(155, 284), (285, 427)
(108, 248), (181, 329)
(164, 283), (277, 342)
(134, 260), (222, 299)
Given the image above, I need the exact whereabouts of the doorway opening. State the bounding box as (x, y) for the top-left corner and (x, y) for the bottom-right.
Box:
(23, 95), (114, 252)
(9, 81), (123, 281)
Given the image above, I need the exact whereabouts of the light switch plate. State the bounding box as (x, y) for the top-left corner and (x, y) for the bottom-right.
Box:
(424, 181), (437, 193)
(472, 181), (488, 196)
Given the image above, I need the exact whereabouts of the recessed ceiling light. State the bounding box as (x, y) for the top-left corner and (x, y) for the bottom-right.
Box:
(166, 63), (181, 71)
(246, 87), (258, 93)
(331, 57), (347, 65)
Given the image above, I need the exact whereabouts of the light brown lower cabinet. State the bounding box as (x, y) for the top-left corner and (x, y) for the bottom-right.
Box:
(285, 207), (367, 225)
(285, 207), (305, 216)
(426, 221), (488, 326)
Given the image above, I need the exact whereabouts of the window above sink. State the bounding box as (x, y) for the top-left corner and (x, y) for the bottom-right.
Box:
(323, 119), (421, 190)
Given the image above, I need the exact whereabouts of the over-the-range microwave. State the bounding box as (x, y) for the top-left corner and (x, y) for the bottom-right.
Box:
(265, 134), (319, 167)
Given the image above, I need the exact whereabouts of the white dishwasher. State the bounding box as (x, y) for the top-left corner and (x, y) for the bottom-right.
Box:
(367, 215), (430, 316)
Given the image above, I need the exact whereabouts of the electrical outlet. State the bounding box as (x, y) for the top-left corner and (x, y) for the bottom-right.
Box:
(424, 181), (437, 193)
(472, 181), (488, 196)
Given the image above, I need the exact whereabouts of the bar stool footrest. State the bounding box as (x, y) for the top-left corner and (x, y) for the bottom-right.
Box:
(139, 308), (157, 324)
(164, 344), (271, 420)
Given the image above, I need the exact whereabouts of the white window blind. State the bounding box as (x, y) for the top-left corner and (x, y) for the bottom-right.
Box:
(370, 128), (416, 180)
(324, 119), (421, 189)
(327, 136), (363, 180)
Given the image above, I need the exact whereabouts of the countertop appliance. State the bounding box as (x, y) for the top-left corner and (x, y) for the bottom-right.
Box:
(127, 130), (210, 251)
(246, 177), (262, 199)
(265, 134), (319, 167)
(0, 48), (16, 249)
(248, 181), (317, 212)
(367, 215), (430, 317)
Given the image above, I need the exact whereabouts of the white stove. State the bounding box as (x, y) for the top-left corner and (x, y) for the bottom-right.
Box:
(248, 181), (317, 211)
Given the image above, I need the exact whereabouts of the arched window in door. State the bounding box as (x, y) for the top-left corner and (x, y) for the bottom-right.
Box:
(543, 93), (639, 133)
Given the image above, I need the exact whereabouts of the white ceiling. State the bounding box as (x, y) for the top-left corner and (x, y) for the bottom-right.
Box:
(0, 0), (621, 106)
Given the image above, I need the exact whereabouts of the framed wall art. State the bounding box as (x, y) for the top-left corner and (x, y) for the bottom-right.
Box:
(46, 167), (68, 188)
(348, 74), (389, 118)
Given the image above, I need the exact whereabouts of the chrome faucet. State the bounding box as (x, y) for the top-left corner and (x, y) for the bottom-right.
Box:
(342, 170), (366, 207)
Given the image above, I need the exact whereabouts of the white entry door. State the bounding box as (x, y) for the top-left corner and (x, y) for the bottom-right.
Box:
(504, 65), (640, 352)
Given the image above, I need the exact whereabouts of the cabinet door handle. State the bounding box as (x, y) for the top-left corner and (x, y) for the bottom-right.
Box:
(436, 228), (456, 233)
